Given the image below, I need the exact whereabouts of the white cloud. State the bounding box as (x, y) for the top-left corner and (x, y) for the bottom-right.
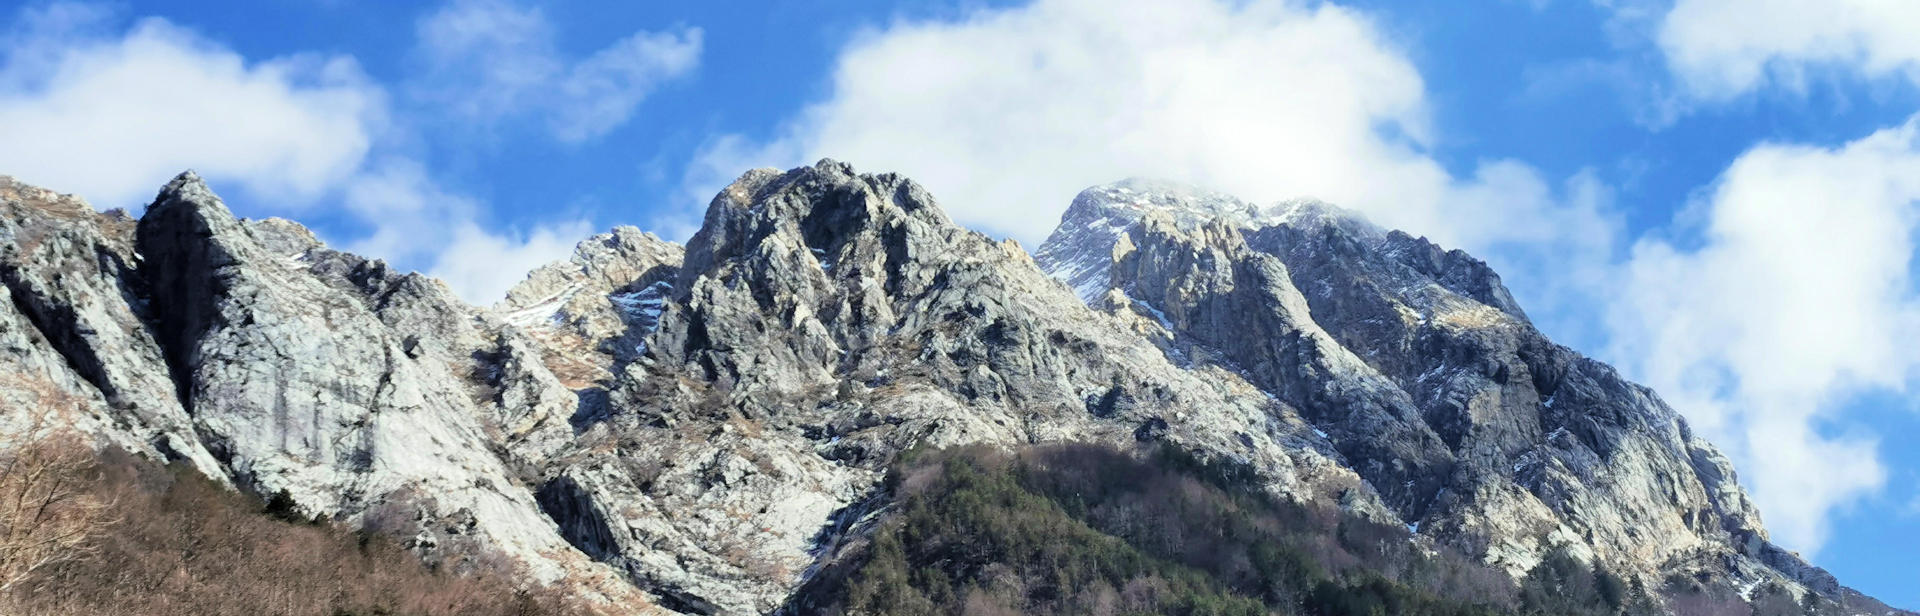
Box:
(671, 0), (1621, 375)
(340, 160), (591, 305)
(0, 4), (592, 305)
(0, 4), (378, 209)
(412, 0), (701, 143)
(675, 0), (1915, 557)
(1542, 2), (1920, 549)
(428, 220), (594, 306)
(1653, 0), (1920, 101)
(1605, 116), (1920, 551)
(679, 0), (1604, 260)
(339, 159), (482, 262)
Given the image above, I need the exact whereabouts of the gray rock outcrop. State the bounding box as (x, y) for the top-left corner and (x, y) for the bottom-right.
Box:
(1039, 178), (1828, 602)
(134, 172), (591, 578)
(0, 163), (1897, 615)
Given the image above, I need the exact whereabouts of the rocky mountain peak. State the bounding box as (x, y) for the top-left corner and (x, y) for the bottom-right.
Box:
(156, 168), (214, 203)
(0, 172), (226, 478)
(125, 174), (615, 590)
(0, 164), (1900, 616)
(655, 159), (983, 395)
(1268, 196), (1387, 244)
(679, 159), (951, 284)
(499, 223), (683, 377)
(1037, 178), (1263, 301)
(136, 170), (251, 391)
(1039, 173), (1853, 605)
(1067, 178), (1261, 225)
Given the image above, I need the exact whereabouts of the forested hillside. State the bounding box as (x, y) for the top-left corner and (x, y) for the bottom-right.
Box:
(787, 444), (1810, 616)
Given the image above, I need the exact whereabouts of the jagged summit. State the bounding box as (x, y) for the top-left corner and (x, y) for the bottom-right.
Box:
(1035, 178), (1387, 303)
(498, 225), (683, 379)
(0, 164), (1903, 615)
(1054, 178), (1378, 237)
(1039, 176), (1526, 320)
(159, 168), (210, 196)
(1039, 173), (1846, 603)
(1268, 195), (1387, 243)
(1071, 177), (1257, 220)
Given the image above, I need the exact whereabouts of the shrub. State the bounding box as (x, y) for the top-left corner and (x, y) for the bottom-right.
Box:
(789, 443), (1529, 616)
(0, 443), (584, 616)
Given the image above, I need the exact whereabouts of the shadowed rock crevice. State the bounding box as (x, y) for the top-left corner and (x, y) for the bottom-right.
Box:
(0, 165), (1895, 615)
(1039, 176), (1856, 608)
(136, 171), (238, 412)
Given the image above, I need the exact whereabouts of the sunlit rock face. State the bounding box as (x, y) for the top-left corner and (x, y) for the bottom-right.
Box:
(1039, 176), (1819, 596)
(0, 162), (1884, 614)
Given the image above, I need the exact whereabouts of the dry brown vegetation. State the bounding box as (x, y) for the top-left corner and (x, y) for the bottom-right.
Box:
(0, 439), (588, 616)
(0, 428), (113, 594)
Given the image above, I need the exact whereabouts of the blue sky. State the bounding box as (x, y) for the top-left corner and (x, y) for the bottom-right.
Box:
(2, 0), (1917, 606)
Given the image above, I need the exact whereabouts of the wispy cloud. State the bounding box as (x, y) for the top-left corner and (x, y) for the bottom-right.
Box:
(0, 2), (594, 304)
(1605, 116), (1920, 551)
(340, 159), (590, 305)
(1577, 0), (1920, 121)
(410, 0), (701, 143)
(428, 220), (594, 305)
(1654, 0), (1920, 102)
(0, 3), (378, 209)
(678, 0), (1608, 261)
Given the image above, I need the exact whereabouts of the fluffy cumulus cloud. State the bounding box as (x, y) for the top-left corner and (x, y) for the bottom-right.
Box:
(342, 160), (589, 304)
(1569, 0), (1920, 552)
(681, 0), (1608, 256)
(428, 221), (595, 304)
(0, 3), (378, 209)
(0, 2), (600, 305)
(411, 0), (701, 143)
(1654, 0), (1920, 101)
(678, 0), (1918, 556)
(1606, 116), (1920, 550)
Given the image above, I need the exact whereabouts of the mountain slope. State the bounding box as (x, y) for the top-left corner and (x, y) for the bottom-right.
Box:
(524, 162), (1373, 613)
(1, 172), (647, 609)
(0, 163), (1902, 615)
(1037, 181), (1829, 590)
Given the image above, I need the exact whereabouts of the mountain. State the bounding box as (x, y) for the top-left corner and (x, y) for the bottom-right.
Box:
(0, 162), (1903, 615)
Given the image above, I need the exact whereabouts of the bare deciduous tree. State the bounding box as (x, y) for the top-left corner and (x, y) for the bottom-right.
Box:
(0, 387), (113, 594)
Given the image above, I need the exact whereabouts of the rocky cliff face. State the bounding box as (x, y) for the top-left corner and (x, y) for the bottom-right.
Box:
(2, 172), (643, 607)
(135, 172), (583, 566)
(1038, 180), (1824, 596)
(0, 164), (1897, 615)
(522, 163), (1372, 613)
(0, 176), (223, 476)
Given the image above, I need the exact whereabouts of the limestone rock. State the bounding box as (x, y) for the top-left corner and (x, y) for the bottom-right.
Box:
(0, 164), (1893, 616)
(1038, 178), (1837, 601)
(0, 175), (221, 474)
(135, 171), (584, 581)
(544, 161), (1372, 612)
